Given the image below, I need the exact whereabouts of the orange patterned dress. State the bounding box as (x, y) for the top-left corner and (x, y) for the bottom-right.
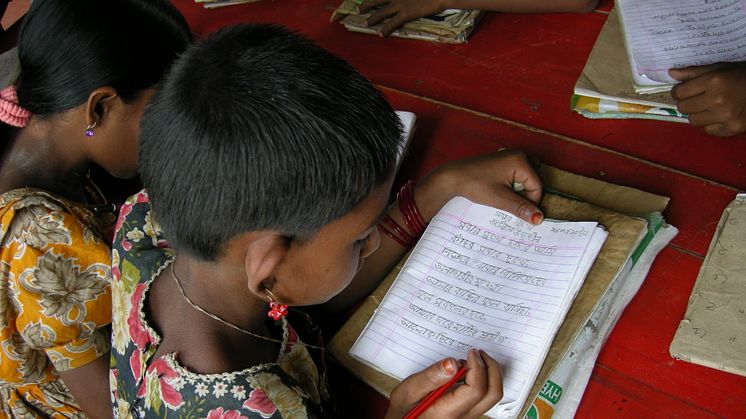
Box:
(0, 188), (112, 418)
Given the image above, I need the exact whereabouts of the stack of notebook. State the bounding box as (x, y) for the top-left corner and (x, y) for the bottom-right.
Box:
(329, 164), (677, 418)
(331, 0), (482, 43)
(575, 0), (746, 122)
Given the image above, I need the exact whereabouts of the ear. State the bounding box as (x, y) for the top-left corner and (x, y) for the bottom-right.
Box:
(243, 233), (290, 294)
(84, 86), (119, 129)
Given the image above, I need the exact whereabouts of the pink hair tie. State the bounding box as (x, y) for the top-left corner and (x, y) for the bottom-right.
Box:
(0, 86), (31, 128)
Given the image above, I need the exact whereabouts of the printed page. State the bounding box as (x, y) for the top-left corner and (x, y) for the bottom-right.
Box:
(350, 197), (607, 418)
(617, 0), (746, 86)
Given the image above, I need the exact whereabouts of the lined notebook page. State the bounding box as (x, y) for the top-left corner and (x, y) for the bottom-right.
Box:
(350, 197), (607, 418)
(617, 0), (746, 87)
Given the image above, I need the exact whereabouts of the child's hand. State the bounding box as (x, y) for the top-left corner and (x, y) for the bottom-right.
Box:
(416, 150), (544, 226)
(359, 0), (447, 37)
(385, 349), (503, 419)
(670, 62), (746, 137)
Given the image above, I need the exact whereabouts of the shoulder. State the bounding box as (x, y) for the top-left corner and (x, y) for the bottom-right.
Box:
(1, 188), (107, 254)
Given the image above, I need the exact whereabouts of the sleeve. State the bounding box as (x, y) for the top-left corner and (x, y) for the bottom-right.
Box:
(8, 203), (112, 372)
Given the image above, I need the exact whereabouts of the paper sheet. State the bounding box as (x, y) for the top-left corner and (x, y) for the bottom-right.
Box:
(349, 197), (607, 418)
(616, 0), (746, 89)
(670, 193), (746, 377)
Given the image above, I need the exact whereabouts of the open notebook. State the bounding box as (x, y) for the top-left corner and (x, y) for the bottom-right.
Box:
(349, 197), (607, 418)
(616, 0), (746, 94)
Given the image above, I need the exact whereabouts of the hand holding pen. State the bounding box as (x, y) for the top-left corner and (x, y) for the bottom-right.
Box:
(385, 348), (503, 419)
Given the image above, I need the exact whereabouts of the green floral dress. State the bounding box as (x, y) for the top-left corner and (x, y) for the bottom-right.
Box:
(109, 190), (330, 418)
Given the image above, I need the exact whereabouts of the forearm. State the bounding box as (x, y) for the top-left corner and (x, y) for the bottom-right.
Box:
(443, 0), (599, 13)
(59, 354), (113, 419)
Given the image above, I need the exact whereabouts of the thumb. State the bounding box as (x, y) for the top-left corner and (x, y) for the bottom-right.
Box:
(391, 358), (461, 407)
(497, 190), (544, 225)
(669, 63), (727, 81)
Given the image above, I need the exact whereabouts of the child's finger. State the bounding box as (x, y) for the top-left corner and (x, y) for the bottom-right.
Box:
(668, 63), (726, 81)
(367, 4), (397, 26)
(390, 357), (461, 410)
(675, 93), (712, 115)
(670, 75), (708, 101)
(466, 350), (504, 416)
(438, 348), (490, 413)
(381, 13), (409, 36)
(688, 109), (721, 128)
(493, 188), (544, 225)
(359, 0), (389, 14)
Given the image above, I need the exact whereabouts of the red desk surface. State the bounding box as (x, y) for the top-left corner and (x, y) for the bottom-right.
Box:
(172, 1), (745, 417)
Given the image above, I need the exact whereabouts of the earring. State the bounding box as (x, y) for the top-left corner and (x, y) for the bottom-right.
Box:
(85, 121), (97, 137)
(266, 289), (288, 321)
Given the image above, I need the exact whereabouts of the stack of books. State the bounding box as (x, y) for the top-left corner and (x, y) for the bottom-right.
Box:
(574, 0), (746, 122)
(331, 0), (482, 43)
(329, 164), (677, 418)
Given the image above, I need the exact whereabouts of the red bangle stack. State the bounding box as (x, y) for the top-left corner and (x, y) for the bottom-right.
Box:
(377, 180), (428, 248)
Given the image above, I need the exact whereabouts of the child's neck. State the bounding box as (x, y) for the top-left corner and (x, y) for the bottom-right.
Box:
(147, 256), (280, 374)
(0, 118), (89, 200)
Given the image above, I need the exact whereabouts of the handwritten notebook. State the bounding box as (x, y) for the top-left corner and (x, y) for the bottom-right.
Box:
(349, 197), (607, 418)
(616, 0), (746, 93)
(670, 193), (746, 377)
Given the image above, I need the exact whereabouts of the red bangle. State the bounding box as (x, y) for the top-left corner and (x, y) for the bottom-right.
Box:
(397, 180), (427, 236)
(377, 223), (410, 248)
(382, 214), (415, 245)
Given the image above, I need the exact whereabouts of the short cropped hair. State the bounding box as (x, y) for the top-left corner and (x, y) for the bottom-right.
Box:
(17, 0), (192, 117)
(139, 24), (402, 260)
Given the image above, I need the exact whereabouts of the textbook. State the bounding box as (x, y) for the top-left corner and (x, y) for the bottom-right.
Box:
(329, 180), (655, 419)
(331, 1), (482, 44)
(616, 0), (746, 94)
(572, 8), (686, 122)
(349, 197), (608, 418)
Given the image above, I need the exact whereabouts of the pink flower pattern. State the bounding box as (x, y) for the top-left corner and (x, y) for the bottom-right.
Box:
(109, 190), (325, 418)
(206, 407), (249, 419)
(242, 389), (277, 418)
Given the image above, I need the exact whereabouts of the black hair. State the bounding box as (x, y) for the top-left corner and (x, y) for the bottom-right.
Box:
(139, 24), (402, 261)
(16, 0), (192, 117)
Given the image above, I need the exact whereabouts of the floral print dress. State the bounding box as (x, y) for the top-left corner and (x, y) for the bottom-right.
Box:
(110, 191), (330, 419)
(0, 189), (112, 418)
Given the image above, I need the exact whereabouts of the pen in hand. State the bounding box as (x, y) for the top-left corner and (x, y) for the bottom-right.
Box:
(403, 365), (468, 419)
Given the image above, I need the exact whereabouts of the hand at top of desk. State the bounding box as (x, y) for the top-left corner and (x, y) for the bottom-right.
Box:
(359, 0), (600, 37)
(670, 62), (746, 138)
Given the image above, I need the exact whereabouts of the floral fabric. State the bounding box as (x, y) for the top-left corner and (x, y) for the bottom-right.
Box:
(0, 188), (112, 418)
(110, 190), (330, 419)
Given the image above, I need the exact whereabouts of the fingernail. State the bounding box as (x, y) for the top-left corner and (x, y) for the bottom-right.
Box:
(531, 211), (544, 224)
(471, 348), (484, 366)
(441, 358), (457, 375)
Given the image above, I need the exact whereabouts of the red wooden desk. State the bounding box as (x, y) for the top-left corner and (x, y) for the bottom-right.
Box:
(173, 1), (746, 417)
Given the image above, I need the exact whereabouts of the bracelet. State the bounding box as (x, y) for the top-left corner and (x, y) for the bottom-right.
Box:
(382, 214), (415, 245)
(397, 180), (427, 237)
(377, 223), (410, 248)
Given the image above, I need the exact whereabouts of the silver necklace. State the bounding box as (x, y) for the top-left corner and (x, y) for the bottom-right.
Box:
(170, 262), (323, 350)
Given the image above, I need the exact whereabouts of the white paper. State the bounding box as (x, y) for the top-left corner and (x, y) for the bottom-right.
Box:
(617, 0), (746, 87)
(350, 197), (607, 418)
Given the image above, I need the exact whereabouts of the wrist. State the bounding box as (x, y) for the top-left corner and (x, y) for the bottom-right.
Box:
(412, 168), (458, 223)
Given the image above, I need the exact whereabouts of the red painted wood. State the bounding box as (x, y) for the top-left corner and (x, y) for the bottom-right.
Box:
(381, 88), (737, 257)
(595, 247), (746, 417)
(173, 0), (746, 191)
(576, 365), (722, 418)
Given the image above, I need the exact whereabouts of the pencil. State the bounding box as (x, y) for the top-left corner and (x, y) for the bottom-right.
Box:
(402, 366), (468, 419)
